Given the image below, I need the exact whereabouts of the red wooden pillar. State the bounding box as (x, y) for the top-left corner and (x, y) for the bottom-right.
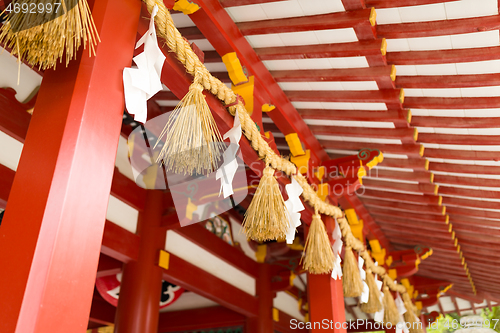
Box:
(246, 263), (274, 333)
(114, 190), (165, 333)
(0, 0), (141, 331)
(307, 216), (347, 333)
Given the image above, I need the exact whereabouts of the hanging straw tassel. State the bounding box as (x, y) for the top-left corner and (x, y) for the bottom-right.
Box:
(156, 72), (224, 175)
(242, 164), (289, 241)
(360, 269), (383, 313)
(342, 246), (363, 297)
(301, 211), (335, 274)
(0, 0), (100, 70)
(402, 292), (424, 333)
(383, 285), (400, 325)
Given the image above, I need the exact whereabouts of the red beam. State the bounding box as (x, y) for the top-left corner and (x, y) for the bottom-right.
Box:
(270, 66), (394, 82)
(449, 214), (500, 229)
(314, 140), (423, 158)
(255, 40), (385, 60)
(434, 174), (500, 188)
(397, 73), (500, 89)
(429, 162), (500, 175)
(439, 185), (500, 199)
(286, 89), (403, 104)
(420, 132), (500, 145)
(378, 15), (500, 39)
(360, 188), (441, 205)
(425, 148), (500, 161)
(0, 163), (15, 209)
(360, 197), (445, 215)
(378, 157), (429, 170)
(364, 0), (459, 8)
(443, 196), (500, 210)
(220, 0), (287, 7)
(406, 96), (500, 110)
(174, 224), (259, 278)
(188, 0), (328, 163)
(236, 8), (374, 35)
(367, 168), (433, 183)
(447, 205), (500, 220)
(363, 178), (438, 195)
(388, 46), (500, 65)
(0, 88), (32, 142)
(158, 306), (245, 332)
(369, 207), (448, 223)
(101, 221), (140, 263)
(412, 116), (500, 128)
(299, 125), (415, 142)
(162, 254), (259, 317)
(296, 109), (409, 124)
(89, 297), (116, 326)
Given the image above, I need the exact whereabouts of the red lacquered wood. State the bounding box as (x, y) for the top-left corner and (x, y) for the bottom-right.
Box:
(236, 8), (373, 35)
(270, 66), (394, 82)
(255, 40), (385, 60)
(360, 189), (442, 205)
(424, 148), (500, 161)
(245, 263), (274, 332)
(114, 191), (165, 333)
(429, 162), (500, 175)
(378, 15), (500, 39)
(419, 133), (500, 145)
(365, 0), (459, 8)
(286, 89), (403, 104)
(308, 219), (346, 333)
(0, 88), (31, 142)
(397, 73), (500, 88)
(0, 0), (140, 330)
(412, 116), (500, 128)
(0, 163), (14, 209)
(158, 306), (245, 332)
(388, 46), (500, 65)
(363, 178), (437, 194)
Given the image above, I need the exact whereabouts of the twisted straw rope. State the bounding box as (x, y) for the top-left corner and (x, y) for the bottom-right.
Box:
(144, 0), (409, 297)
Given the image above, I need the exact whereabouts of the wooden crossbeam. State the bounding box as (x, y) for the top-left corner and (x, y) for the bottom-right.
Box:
(406, 96), (500, 109)
(378, 15), (500, 39)
(360, 188), (441, 205)
(363, 177), (438, 195)
(314, 140), (423, 157)
(236, 8), (374, 35)
(397, 73), (500, 88)
(369, 207), (448, 223)
(429, 162), (500, 175)
(371, 157), (429, 169)
(412, 116), (500, 128)
(286, 89), (403, 104)
(434, 174), (500, 188)
(443, 196), (500, 210)
(364, 0), (459, 8)
(447, 205), (500, 220)
(220, 0), (287, 7)
(255, 39), (386, 60)
(295, 109), (409, 125)
(425, 148), (500, 161)
(420, 133), (500, 145)
(366, 168), (433, 183)
(157, 306), (245, 332)
(388, 46), (500, 65)
(270, 66), (394, 82)
(360, 197), (445, 215)
(438, 185), (500, 200)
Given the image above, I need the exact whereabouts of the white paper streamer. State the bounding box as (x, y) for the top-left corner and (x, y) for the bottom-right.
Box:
(358, 255), (370, 304)
(285, 176), (304, 244)
(123, 4), (166, 124)
(331, 218), (343, 280)
(216, 110), (242, 198)
(396, 291), (409, 333)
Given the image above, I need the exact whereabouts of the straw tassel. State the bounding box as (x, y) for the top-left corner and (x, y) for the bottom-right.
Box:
(360, 269), (383, 313)
(0, 0), (100, 70)
(242, 165), (289, 241)
(301, 212), (335, 274)
(402, 292), (424, 333)
(156, 73), (224, 175)
(383, 286), (400, 325)
(342, 247), (363, 297)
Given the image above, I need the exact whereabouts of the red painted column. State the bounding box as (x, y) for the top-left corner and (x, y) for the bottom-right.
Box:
(0, 0), (140, 331)
(246, 263), (274, 333)
(307, 216), (347, 333)
(114, 190), (166, 333)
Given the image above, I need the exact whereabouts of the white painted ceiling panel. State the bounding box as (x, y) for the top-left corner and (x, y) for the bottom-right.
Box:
(398, 3), (447, 23)
(106, 196), (138, 234)
(444, 0), (498, 20)
(0, 131), (23, 172)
